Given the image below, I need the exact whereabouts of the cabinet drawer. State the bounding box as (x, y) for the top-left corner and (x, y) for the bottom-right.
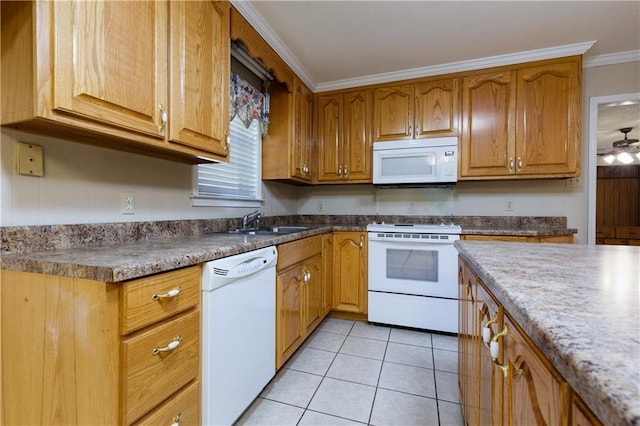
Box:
(595, 226), (615, 238)
(277, 235), (322, 271)
(122, 310), (200, 424)
(132, 380), (200, 426)
(615, 226), (640, 239)
(121, 266), (200, 334)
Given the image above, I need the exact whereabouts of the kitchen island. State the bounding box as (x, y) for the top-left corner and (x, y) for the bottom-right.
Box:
(455, 241), (640, 425)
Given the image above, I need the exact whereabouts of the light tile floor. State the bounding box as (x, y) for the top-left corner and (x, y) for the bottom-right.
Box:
(236, 318), (464, 426)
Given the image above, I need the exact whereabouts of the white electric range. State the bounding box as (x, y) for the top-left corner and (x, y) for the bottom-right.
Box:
(367, 222), (461, 333)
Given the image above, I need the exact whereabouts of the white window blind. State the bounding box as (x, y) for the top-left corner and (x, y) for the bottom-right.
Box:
(194, 115), (262, 206)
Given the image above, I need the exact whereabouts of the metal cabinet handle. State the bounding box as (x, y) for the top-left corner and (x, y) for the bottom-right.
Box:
(343, 165), (348, 178)
(153, 336), (182, 355)
(359, 236), (364, 248)
(170, 413), (183, 426)
(408, 125), (412, 136)
(517, 157), (523, 170)
(338, 166), (343, 177)
(509, 158), (514, 171)
(152, 287), (182, 301)
(159, 104), (168, 132)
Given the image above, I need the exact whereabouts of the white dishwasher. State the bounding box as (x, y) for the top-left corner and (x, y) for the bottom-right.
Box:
(201, 246), (277, 426)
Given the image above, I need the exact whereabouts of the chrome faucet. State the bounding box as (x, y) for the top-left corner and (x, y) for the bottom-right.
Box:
(242, 210), (263, 230)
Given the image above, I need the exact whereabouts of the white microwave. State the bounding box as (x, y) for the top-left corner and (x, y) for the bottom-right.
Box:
(372, 137), (458, 186)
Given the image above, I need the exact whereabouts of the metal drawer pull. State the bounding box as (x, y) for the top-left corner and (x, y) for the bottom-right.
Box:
(153, 336), (182, 355)
(152, 286), (182, 301)
(170, 413), (182, 426)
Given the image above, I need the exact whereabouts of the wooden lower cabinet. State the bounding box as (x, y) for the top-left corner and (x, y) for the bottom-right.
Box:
(332, 232), (368, 315)
(459, 257), (599, 426)
(501, 314), (570, 426)
(275, 235), (328, 369)
(0, 266), (202, 425)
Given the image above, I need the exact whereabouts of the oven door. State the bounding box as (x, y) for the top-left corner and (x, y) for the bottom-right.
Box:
(367, 233), (458, 298)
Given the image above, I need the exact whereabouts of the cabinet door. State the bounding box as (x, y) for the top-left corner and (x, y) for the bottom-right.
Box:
(316, 94), (343, 181)
(322, 234), (333, 316)
(458, 260), (473, 424)
(516, 61), (580, 176)
(332, 232), (367, 314)
(169, 0), (230, 158)
(303, 255), (323, 336)
(276, 267), (304, 369)
(476, 282), (503, 426)
(292, 78), (313, 180)
(373, 85), (414, 141)
(415, 78), (460, 138)
(343, 90), (372, 181)
(502, 314), (569, 426)
(52, 1), (167, 138)
(460, 71), (516, 178)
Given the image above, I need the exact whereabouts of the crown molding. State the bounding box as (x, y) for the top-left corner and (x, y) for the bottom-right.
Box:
(315, 41), (596, 92)
(583, 50), (640, 68)
(226, 5), (601, 93)
(230, 0), (317, 90)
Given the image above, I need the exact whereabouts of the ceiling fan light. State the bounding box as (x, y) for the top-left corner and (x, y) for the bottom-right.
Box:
(603, 154), (615, 164)
(617, 152), (634, 164)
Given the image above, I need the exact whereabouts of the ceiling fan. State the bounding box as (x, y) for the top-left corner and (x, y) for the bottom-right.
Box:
(597, 127), (640, 165)
(597, 127), (640, 160)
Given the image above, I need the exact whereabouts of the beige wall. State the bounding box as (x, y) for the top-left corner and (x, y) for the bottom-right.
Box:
(1, 61), (638, 237)
(0, 128), (297, 226)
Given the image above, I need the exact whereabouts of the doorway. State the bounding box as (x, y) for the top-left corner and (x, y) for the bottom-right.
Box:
(587, 92), (640, 244)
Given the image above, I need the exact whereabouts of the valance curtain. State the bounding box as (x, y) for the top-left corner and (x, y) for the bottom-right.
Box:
(230, 73), (270, 135)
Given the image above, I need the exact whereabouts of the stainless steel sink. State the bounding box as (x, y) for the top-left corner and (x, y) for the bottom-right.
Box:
(227, 226), (310, 235)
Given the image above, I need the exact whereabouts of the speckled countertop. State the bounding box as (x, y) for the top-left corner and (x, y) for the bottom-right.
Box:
(0, 225), (345, 282)
(455, 241), (640, 426)
(0, 215), (575, 282)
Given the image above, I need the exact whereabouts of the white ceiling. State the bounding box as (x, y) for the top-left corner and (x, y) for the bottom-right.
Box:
(235, 0), (640, 151)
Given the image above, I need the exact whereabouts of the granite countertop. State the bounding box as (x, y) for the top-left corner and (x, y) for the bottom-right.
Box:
(455, 241), (640, 426)
(460, 226), (578, 236)
(0, 225), (346, 282)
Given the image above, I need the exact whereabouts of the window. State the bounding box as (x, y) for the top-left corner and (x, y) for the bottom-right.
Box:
(193, 73), (267, 207)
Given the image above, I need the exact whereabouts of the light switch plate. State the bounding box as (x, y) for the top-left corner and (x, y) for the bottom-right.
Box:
(17, 142), (44, 177)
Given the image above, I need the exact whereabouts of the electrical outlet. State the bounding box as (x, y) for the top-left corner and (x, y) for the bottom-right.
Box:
(121, 192), (135, 214)
(505, 200), (514, 211)
(318, 201), (325, 212)
(565, 177), (582, 187)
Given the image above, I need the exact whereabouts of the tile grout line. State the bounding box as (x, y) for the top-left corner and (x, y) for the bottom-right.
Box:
(295, 320), (356, 425)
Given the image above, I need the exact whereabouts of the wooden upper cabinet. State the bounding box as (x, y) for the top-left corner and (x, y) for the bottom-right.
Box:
(460, 57), (581, 180)
(373, 78), (460, 142)
(317, 94), (343, 181)
(415, 78), (460, 138)
(292, 78), (314, 180)
(516, 61), (580, 176)
(460, 71), (516, 178)
(51, 1), (166, 138)
(343, 90), (372, 181)
(263, 76), (313, 183)
(373, 85), (414, 141)
(169, 1), (230, 158)
(316, 89), (372, 183)
(1, 0), (231, 163)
